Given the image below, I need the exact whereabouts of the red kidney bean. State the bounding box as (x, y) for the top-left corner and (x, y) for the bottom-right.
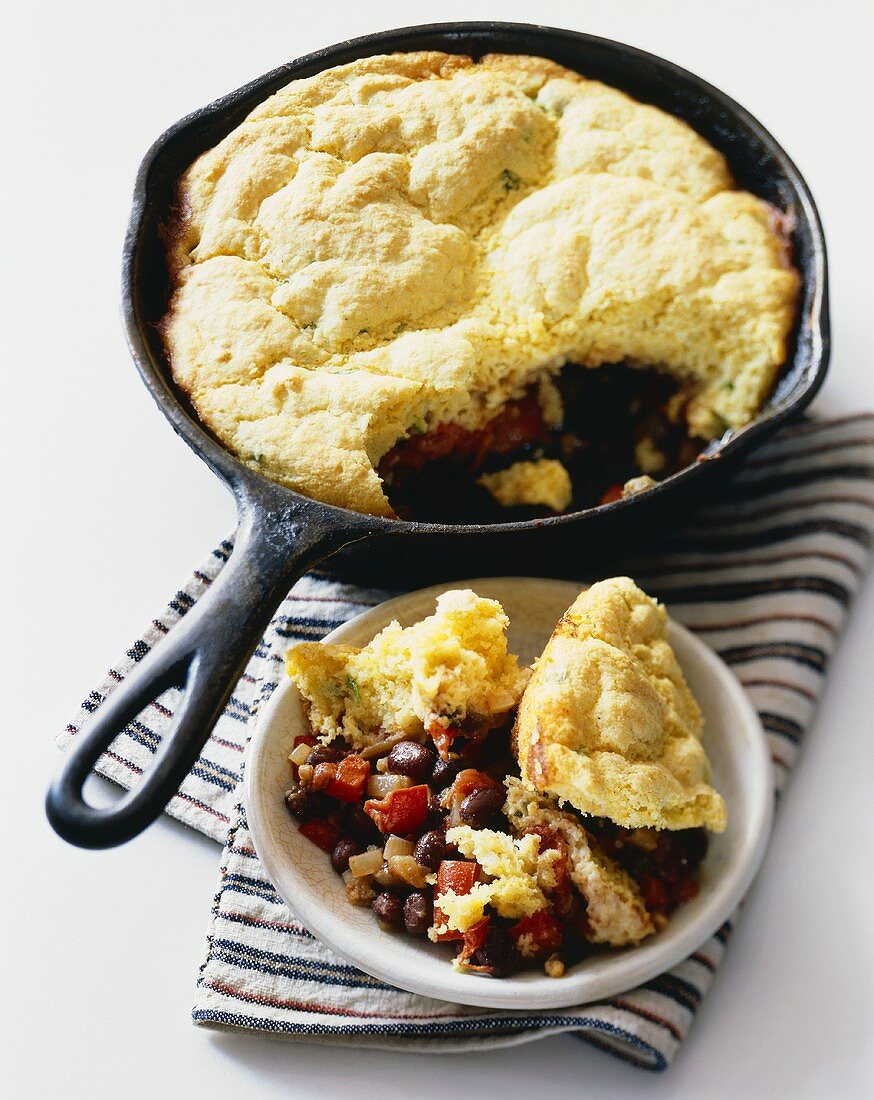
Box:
(403, 891), (433, 936)
(387, 741), (436, 779)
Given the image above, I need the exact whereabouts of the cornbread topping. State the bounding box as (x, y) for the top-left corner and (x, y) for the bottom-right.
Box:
(162, 52), (798, 518)
(282, 582), (725, 978)
(478, 458), (572, 512)
(513, 577), (726, 830)
(285, 589), (528, 749)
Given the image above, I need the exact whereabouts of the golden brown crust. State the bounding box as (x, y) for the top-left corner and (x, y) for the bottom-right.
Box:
(513, 578), (727, 831)
(161, 51), (798, 515)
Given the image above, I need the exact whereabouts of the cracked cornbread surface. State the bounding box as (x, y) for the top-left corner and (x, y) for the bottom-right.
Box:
(513, 577), (726, 831)
(161, 51), (798, 516)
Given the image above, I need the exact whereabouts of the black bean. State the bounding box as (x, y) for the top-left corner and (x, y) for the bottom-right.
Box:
(425, 805), (448, 832)
(403, 891), (433, 936)
(372, 891), (404, 926)
(431, 755), (461, 787)
(470, 926), (514, 977)
(387, 741), (436, 779)
(306, 744), (343, 767)
(284, 782), (318, 819)
(459, 786), (505, 828)
(344, 803), (381, 842)
(330, 837), (361, 874)
(678, 828), (708, 870)
(414, 830), (447, 871)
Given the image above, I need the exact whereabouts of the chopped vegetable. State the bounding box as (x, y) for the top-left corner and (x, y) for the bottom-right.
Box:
(387, 854), (429, 889)
(346, 676), (361, 704)
(298, 818), (341, 853)
(454, 768), (503, 799)
(311, 755), (371, 802)
(367, 773), (414, 799)
(364, 784), (430, 834)
(427, 719), (460, 761)
(510, 910), (564, 957)
(348, 847), (385, 877)
(599, 484), (623, 505)
(383, 835), (415, 860)
(432, 859), (480, 941)
(288, 733), (318, 776)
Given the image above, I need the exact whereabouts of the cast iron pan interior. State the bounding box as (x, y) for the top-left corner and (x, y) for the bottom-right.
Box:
(47, 22), (829, 848)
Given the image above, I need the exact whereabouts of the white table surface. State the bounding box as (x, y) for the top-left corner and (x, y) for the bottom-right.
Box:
(5, 1), (873, 1096)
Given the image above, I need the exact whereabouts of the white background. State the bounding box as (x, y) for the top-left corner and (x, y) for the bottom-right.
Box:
(4, 1), (873, 1096)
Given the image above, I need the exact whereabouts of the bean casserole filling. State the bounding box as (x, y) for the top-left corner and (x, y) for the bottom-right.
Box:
(283, 580), (725, 978)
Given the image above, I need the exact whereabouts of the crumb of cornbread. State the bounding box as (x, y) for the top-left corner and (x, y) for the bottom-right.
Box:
(634, 438), (666, 476)
(478, 458), (572, 512)
(430, 826), (560, 934)
(160, 51), (799, 516)
(285, 589), (527, 749)
(513, 578), (726, 831)
(622, 474), (658, 497)
(504, 777), (654, 946)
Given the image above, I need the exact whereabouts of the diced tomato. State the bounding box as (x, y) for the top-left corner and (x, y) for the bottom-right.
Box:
(298, 818), (340, 853)
(454, 768), (502, 799)
(671, 878), (700, 906)
(427, 719), (460, 761)
(432, 859), (480, 942)
(310, 755), (370, 803)
(364, 784), (430, 834)
(599, 484), (623, 505)
(437, 859), (480, 895)
(378, 394), (549, 478)
(510, 911), (564, 957)
(523, 825), (577, 920)
(639, 874), (671, 912)
(455, 917), (491, 970)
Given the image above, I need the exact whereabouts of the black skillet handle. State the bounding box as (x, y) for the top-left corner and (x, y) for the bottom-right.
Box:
(46, 502), (367, 849)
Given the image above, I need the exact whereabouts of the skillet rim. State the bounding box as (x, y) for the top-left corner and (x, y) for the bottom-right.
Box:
(121, 20), (830, 539)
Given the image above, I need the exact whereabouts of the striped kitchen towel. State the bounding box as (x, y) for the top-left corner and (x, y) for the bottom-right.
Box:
(59, 413), (874, 1070)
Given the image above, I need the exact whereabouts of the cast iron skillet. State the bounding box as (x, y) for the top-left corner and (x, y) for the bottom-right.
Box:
(46, 22), (829, 849)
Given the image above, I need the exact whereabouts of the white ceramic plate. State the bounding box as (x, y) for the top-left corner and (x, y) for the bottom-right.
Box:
(246, 577), (773, 1010)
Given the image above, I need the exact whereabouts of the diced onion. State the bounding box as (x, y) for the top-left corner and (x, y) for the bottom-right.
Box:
(374, 861), (396, 887)
(367, 773), (413, 799)
(387, 855), (428, 889)
(289, 742), (312, 767)
(348, 847), (384, 877)
(384, 835), (415, 860)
